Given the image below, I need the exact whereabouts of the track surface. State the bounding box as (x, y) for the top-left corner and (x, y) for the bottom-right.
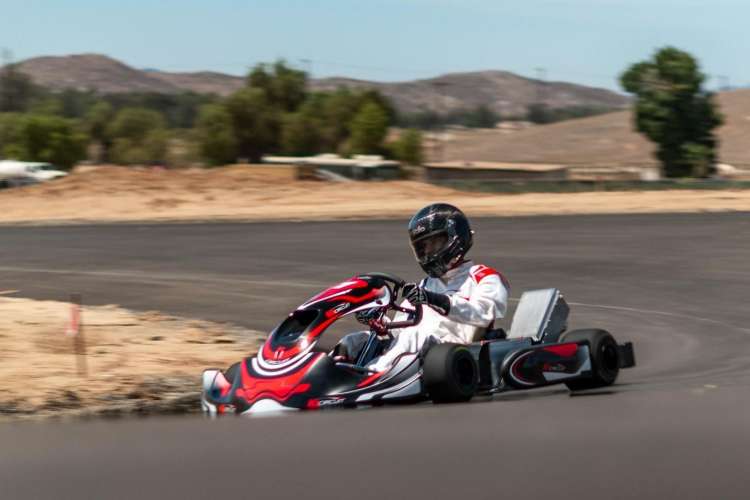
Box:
(1, 214), (749, 499)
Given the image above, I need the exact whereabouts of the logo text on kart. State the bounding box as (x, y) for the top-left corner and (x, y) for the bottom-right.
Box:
(333, 303), (349, 314)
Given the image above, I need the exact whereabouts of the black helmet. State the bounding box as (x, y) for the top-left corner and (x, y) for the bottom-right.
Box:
(408, 203), (473, 278)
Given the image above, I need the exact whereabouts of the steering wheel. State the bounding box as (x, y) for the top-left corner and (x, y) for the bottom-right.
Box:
(359, 272), (423, 329)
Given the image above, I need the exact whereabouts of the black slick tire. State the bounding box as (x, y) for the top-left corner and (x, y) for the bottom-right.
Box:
(560, 329), (620, 391)
(422, 343), (478, 403)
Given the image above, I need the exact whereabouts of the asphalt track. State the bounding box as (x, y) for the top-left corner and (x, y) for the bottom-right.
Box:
(1, 213), (749, 499)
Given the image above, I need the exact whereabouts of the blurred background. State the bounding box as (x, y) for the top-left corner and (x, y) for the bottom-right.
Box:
(1, 0), (749, 189)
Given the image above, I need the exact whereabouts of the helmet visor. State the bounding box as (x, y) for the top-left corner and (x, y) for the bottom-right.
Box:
(411, 232), (449, 263)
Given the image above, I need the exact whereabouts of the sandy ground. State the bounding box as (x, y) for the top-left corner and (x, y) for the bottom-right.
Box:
(1, 166), (749, 225)
(0, 296), (264, 419)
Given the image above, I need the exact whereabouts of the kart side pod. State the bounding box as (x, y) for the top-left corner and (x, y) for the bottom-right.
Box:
(499, 342), (593, 389)
(495, 335), (636, 390)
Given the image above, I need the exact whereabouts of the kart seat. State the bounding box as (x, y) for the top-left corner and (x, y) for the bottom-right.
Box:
(507, 288), (569, 342)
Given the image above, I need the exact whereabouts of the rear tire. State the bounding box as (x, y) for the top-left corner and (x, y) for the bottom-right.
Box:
(423, 343), (478, 403)
(560, 329), (619, 391)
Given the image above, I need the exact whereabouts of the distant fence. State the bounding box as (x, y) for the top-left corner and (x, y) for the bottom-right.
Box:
(422, 160), (750, 186)
(427, 179), (750, 194)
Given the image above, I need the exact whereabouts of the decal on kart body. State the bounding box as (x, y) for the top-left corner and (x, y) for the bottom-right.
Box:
(355, 373), (422, 402)
(542, 358), (591, 382)
(263, 277), (390, 363)
(299, 279), (364, 309)
(238, 351), (422, 411)
(300, 278), (389, 310)
(353, 354), (423, 403)
(254, 351), (317, 376)
(505, 342), (590, 388)
(201, 369), (239, 416)
(306, 397), (345, 409)
(336, 353), (421, 396)
(236, 353), (324, 408)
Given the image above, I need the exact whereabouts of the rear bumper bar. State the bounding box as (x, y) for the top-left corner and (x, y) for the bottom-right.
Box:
(618, 342), (636, 368)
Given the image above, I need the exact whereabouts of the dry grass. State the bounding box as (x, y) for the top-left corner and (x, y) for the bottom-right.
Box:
(0, 297), (263, 419)
(443, 89), (750, 168)
(1, 165), (750, 225)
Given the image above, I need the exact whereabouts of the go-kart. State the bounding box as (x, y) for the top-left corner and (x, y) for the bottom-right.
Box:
(201, 272), (635, 415)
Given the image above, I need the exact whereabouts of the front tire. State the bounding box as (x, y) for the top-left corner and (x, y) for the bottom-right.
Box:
(423, 343), (478, 403)
(560, 329), (620, 391)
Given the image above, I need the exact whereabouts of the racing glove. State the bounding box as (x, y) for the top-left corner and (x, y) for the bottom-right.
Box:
(403, 283), (451, 316)
(355, 308), (381, 325)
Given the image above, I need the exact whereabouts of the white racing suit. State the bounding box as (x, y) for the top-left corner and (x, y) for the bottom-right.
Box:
(368, 260), (509, 372)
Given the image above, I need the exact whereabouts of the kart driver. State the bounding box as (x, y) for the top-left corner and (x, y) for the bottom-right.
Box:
(341, 203), (510, 372)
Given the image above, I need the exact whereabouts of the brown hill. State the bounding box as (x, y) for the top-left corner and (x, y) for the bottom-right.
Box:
(17, 54), (181, 94)
(16, 54), (245, 96)
(146, 70), (245, 96)
(444, 89), (750, 167)
(312, 71), (629, 117)
(14, 54), (628, 115)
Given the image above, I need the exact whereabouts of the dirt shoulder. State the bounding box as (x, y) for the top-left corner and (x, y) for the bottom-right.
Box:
(1, 165), (749, 225)
(0, 297), (263, 420)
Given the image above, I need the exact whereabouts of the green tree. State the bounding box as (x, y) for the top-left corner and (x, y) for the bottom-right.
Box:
(620, 47), (723, 177)
(280, 94), (331, 155)
(107, 108), (169, 165)
(353, 89), (397, 124)
(0, 112), (24, 150)
(317, 89), (361, 150)
(224, 88), (279, 162)
(247, 61), (308, 112)
(84, 102), (115, 161)
(390, 129), (423, 165)
(349, 101), (389, 155)
(0, 114), (87, 169)
(0, 64), (37, 112)
(108, 108), (166, 142)
(142, 129), (170, 164)
(110, 131), (170, 166)
(281, 111), (322, 156)
(57, 89), (99, 118)
(194, 104), (237, 165)
(465, 105), (499, 128)
(526, 103), (552, 124)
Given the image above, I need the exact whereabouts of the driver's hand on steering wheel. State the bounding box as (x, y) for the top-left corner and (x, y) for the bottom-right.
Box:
(403, 283), (451, 316)
(355, 308), (381, 325)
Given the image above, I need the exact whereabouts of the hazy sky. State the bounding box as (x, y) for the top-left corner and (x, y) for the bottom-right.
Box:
(1, 0), (747, 90)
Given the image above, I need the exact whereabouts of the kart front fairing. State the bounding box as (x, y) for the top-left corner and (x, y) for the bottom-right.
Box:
(261, 276), (391, 363)
(202, 275), (424, 414)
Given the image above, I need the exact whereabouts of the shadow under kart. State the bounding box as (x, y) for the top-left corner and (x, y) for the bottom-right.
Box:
(201, 272), (635, 415)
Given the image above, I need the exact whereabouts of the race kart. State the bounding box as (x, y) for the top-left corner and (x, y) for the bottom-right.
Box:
(201, 272), (635, 415)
